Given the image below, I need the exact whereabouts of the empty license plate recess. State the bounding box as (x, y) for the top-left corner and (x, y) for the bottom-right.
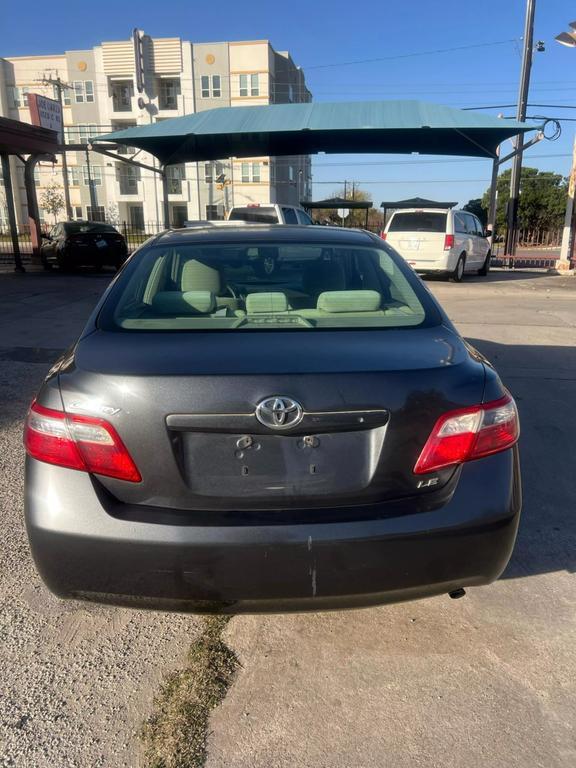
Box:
(180, 430), (385, 499)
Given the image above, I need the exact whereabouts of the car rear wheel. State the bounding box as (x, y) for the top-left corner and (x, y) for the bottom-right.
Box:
(478, 252), (491, 276)
(451, 254), (465, 283)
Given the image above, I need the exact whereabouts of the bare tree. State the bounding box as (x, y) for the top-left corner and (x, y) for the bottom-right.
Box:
(39, 183), (65, 223)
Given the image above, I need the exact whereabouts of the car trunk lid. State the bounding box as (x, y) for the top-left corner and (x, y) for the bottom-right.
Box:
(58, 327), (485, 511)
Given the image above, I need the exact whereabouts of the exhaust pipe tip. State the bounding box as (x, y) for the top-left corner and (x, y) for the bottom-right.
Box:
(449, 588), (466, 600)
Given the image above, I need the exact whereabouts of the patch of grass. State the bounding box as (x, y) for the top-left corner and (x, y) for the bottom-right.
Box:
(141, 616), (239, 768)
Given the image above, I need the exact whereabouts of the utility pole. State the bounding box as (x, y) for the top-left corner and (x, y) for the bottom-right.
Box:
(85, 148), (98, 218)
(505, 0), (536, 256)
(558, 135), (576, 268)
(41, 75), (73, 219)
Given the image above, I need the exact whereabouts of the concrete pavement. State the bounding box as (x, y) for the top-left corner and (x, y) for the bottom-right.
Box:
(207, 270), (576, 768)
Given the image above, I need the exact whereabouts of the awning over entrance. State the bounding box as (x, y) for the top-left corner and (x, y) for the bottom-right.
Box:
(0, 117), (59, 272)
(0, 116), (58, 155)
(91, 100), (539, 165)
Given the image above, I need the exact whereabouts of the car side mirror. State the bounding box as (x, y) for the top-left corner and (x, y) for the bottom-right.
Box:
(41, 233), (52, 241)
(484, 229), (492, 238)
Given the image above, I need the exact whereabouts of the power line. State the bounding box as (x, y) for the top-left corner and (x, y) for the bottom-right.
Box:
(305, 39), (519, 70)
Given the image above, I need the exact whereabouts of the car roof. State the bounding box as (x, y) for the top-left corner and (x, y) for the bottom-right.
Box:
(151, 225), (378, 246)
(389, 208), (452, 215)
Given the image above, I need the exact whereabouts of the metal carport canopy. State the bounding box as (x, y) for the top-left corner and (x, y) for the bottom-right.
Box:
(91, 100), (539, 165)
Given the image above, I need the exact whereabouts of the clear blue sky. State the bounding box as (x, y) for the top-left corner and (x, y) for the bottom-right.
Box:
(2, 0), (576, 206)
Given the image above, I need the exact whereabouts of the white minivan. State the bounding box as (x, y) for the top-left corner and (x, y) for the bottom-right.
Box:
(383, 208), (491, 281)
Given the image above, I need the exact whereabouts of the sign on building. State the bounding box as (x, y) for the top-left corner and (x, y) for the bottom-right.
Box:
(28, 94), (63, 143)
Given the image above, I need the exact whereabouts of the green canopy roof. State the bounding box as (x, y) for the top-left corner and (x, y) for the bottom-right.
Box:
(302, 196), (373, 210)
(91, 100), (539, 166)
(380, 197), (457, 209)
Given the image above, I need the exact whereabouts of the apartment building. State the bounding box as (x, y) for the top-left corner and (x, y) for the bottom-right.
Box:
(0, 33), (312, 229)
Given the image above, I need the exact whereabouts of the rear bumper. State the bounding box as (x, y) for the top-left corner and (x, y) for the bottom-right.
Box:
(25, 449), (521, 613)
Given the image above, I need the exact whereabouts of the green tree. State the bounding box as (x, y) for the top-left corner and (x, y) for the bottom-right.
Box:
(463, 198), (487, 227)
(480, 167), (567, 232)
(39, 182), (65, 223)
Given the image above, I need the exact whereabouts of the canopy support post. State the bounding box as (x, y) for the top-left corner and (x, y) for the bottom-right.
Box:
(487, 146), (500, 248)
(160, 165), (170, 230)
(24, 153), (56, 263)
(0, 153), (24, 273)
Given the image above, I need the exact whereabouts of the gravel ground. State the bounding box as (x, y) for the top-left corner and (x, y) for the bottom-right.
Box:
(0, 277), (202, 768)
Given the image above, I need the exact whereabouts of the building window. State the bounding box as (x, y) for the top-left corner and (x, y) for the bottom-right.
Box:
(205, 204), (222, 221)
(171, 205), (188, 228)
(7, 86), (30, 108)
(112, 122), (137, 154)
(251, 74), (259, 96)
(204, 162), (224, 183)
(112, 81), (133, 111)
(69, 167), (80, 186)
(73, 81), (94, 103)
(64, 126), (94, 143)
(239, 74), (248, 97)
(129, 205), (145, 230)
(288, 84), (294, 102)
(201, 74), (221, 98)
(82, 165), (102, 186)
(159, 79), (180, 110)
(288, 166), (294, 183)
(63, 87), (71, 106)
(74, 206), (83, 220)
(241, 162), (260, 183)
(87, 205), (105, 222)
(167, 164), (184, 194)
(117, 164), (140, 194)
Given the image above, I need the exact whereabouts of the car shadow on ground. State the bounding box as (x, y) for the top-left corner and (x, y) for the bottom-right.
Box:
(423, 269), (556, 285)
(467, 337), (576, 580)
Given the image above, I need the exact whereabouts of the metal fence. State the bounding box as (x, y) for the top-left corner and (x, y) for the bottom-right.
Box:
(516, 227), (562, 248)
(0, 228), (33, 267)
(0, 221), (569, 271)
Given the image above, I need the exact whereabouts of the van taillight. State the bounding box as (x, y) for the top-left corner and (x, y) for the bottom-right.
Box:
(414, 394), (519, 475)
(24, 401), (141, 482)
(444, 234), (454, 250)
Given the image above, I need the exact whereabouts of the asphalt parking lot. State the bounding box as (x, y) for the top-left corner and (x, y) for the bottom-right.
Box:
(0, 268), (575, 767)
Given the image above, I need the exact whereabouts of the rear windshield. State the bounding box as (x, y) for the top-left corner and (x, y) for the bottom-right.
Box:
(228, 207), (279, 223)
(388, 212), (447, 233)
(64, 223), (117, 234)
(98, 241), (440, 332)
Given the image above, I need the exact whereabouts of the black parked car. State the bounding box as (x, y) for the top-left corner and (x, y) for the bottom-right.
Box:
(24, 225), (521, 613)
(40, 221), (128, 271)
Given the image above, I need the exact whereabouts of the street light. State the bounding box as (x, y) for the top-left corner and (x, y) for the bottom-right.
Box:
(555, 21), (576, 47)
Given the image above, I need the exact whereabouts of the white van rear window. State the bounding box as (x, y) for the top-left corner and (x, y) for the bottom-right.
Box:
(388, 212), (447, 233)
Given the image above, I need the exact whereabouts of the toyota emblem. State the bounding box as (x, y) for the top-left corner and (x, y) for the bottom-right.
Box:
(255, 396), (303, 430)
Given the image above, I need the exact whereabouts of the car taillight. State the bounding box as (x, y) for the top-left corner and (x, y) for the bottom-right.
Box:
(443, 234), (454, 250)
(379, 231), (387, 240)
(24, 401), (141, 482)
(414, 394), (519, 475)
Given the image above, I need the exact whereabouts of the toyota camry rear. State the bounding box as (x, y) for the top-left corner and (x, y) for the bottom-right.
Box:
(24, 226), (521, 613)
